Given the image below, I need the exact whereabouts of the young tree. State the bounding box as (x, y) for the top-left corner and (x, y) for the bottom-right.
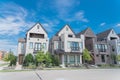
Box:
(9, 54), (17, 66)
(117, 54), (120, 61)
(35, 51), (45, 66)
(3, 52), (17, 66)
(3, 53), (10, 61)
(23, 53), (35, 66)
(51, 55), (60, 66)
(44, 52), (52, 67)
(83, 48), (92, 64)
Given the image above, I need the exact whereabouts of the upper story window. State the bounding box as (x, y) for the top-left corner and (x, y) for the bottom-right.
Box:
(67, 41), (71, 48)
(97, 44), (107, 52)
(68, 41), (79, 51)
(29, 42), (33, 49)
(54, 41), (59, 49)
(68, 34), (73, 38)
(21, 43), (24, 50)
(79, 42), (83, 49)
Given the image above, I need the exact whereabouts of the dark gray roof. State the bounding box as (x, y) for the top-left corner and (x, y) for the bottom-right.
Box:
(76, 27), (96, 37)
(118, 34), (120, 38)
(97, 29), (112, 39)
(77, 28), (88, 35)
(18, 38), (26, 42)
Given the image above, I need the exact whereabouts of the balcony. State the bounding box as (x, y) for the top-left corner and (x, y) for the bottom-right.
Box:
(71, 47), (80, 51)
(29, 33), (44, 38)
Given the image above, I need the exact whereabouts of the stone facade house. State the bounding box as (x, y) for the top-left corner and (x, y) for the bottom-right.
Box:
(49, 25), (85, 67)
(18, 23), (49, 64)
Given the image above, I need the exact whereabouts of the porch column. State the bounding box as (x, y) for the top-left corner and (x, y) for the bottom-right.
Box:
(61, 54), (65, 67)
(80, 55), (82, 64)
(75, 55), (77, 65)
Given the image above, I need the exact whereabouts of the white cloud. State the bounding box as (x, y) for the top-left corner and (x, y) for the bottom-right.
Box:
(40, 17), (59, 33)
(65, 11), (88, 22)
(0, 39), (17, 55)
(54, 0), (77, 16)
(53, 0), (88, 22)
(116, 23), (120, 27)
(100, 22), (106, 26)
(0, 2), (34, 35)
(0, 2), (35, 55)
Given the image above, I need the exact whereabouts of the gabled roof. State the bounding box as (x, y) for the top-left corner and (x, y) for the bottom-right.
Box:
(55, 24), (75, 36)
(76, 27), (96, 37)
(97, 29), (112, 39)
(26, 22), (47, 34)
(118, 34), (120, 38)
(52, 36), (60, 41)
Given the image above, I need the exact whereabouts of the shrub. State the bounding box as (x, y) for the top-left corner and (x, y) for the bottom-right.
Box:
(23, 53), (35, 66)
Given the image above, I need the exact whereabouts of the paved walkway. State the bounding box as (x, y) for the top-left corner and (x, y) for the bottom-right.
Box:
(0, 69), (120, 80)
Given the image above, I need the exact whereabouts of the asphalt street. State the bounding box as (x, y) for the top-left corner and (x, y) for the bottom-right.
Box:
(0, 69), (120, 80)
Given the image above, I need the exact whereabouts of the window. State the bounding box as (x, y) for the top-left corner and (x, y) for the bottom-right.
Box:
(71, 42), (79, 51)
(68, 35), (73, 38)
(79, 42), (83, 49)
(97, 44), (107, 52)
(64, 55), (67, 64)
(62, 42), (64, 49)
(29, 42), (33, 49)
(69, 55), (75, 64)
(21, 43), (25, 53)
(67, 41), (71, 48)
(43, 43), (46, 49)
(55, 41), (59, 49)
(34, 43), (41, 50)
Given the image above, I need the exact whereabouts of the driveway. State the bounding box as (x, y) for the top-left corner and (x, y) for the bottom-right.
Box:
(0, 69), (120, 80)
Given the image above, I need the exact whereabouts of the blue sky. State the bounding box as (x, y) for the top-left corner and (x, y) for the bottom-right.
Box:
(0, 0), (120, 54)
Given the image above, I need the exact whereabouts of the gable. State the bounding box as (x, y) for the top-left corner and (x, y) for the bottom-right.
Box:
(84, 28), (96, 37)
(107, 29), (119, 40)
(27, 23), (47, 36)
(57, 25), (75, 36)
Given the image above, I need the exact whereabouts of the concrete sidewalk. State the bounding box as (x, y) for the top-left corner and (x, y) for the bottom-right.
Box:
(0, 69), (120, 80)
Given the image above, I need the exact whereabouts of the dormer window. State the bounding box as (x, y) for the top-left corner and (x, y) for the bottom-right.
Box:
(68, 34), (73, 38)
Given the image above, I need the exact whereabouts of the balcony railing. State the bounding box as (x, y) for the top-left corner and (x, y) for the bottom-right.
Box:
(71, 47), (80, 51)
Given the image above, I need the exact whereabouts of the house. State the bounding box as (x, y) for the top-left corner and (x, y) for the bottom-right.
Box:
(97, 29), (120, 64)
(76, 28), (96, 64)
(49, 25), (85, 67)
(18, 23), (49, 64)
(77, 28), (112, 65)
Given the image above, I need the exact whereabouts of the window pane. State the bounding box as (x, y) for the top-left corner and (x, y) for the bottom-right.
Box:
(29, 42), (33, 49)
(43, 43), (46, 49)
(67, 41), (71, 48)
